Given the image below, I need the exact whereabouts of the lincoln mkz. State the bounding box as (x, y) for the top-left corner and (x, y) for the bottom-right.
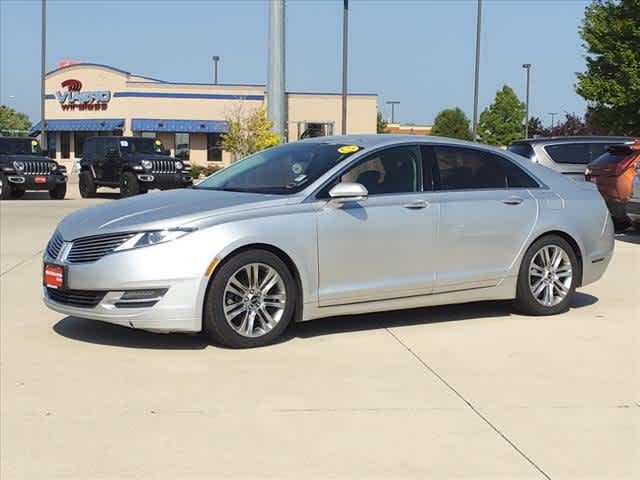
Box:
(43, 136), (614, 348)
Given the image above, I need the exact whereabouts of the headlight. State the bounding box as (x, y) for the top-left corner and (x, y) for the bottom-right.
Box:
(13, 161), (25, 172)
(113, 228), (196, 251)
(141, 160), (153, 170)
(51, 163), (58, 171)
(175, 161), (183, 170)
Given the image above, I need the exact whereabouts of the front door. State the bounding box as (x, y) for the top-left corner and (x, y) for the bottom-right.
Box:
(102, 138), (122, 183)
(316, 145), (439, 306)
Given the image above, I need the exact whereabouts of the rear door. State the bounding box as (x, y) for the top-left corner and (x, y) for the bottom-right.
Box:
(427, 145), (539, 291)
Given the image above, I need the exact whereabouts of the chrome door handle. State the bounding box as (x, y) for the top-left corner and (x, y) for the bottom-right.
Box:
(502, 196), (524, 205)
(403, 200), (429, 209)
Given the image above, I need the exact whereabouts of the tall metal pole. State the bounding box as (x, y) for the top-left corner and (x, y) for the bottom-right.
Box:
(267, 0), (286, 140)
(386, 100), (400, 123)
(523, 63), (531, 138)
(472, 0), (482, 141)
(341, 0), (349, 135)
(212, 56), (220, 84)
(41, 0), (47, 151)
(548, 112), (558, 129)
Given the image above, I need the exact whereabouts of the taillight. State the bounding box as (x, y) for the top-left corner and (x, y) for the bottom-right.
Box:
(614, 154), (639, 175)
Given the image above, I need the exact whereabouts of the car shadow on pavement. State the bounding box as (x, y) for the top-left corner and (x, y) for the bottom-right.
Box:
(615, 231), (640, 245)
(53, 316), (209, 350)
(18, 191), (120, 200)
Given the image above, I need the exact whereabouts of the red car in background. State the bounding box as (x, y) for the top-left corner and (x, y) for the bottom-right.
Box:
(585, 140), (640, 230)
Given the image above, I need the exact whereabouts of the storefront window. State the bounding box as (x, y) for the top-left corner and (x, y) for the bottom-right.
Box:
(60, 132), (70, 159)
(175, 133), (190, 160)
(140, 132), (156, 139)
(47, 134), (56, 158)
(207, 133), (222, 162)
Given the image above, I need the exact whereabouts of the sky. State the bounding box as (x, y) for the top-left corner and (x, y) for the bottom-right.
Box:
(0, 0), (591, 127)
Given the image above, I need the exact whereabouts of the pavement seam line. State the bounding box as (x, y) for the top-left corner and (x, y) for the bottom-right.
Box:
(385, 327), (553, 480)
(0, 249), (43, 278)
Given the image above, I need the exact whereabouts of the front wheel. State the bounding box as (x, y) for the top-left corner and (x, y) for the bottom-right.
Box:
(49, 184), (66, 200)
(514, 235), (578, 316)
(120, 171), (140, 197)
(79, 171), (96, 198)
(203, 250), (297, 348)
(0, 173), (12, 200)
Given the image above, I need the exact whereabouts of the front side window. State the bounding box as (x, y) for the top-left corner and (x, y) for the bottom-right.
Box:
(433, 146), (537, 190)
(0, 138), (41, 155)
(339, 146), (420, 195)
(195, 142), (361, 195)
(118, 138), (162, 155)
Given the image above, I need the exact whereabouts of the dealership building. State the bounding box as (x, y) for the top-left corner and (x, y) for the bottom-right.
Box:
(31, 63), (377, 168)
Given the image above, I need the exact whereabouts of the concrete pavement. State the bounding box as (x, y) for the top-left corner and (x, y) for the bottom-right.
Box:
(1, 188), (638, 479)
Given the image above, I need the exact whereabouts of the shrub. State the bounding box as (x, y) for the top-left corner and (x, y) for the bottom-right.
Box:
(191, 164), (223, 179)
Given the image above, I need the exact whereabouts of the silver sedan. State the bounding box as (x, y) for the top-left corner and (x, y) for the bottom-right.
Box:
(43, 136), (614, 348)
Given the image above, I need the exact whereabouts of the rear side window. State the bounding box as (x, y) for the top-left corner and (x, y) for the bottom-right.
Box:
(508, 143), (535, 160)
(432, 146), (538, 190)
(544, 143), (609, 165)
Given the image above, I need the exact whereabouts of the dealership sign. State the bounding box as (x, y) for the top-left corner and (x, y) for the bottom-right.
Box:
(55, 79), (111, 111)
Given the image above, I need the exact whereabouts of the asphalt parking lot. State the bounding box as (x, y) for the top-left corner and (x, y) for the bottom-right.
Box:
(1, 187), (639, 480)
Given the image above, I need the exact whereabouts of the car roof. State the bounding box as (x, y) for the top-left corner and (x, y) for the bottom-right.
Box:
(300, 134), (493, 150)
(510, 136), (634, 145)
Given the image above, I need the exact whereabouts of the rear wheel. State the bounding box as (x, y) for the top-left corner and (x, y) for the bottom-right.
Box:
(120, 171), (140, 197)
(514, 235), (578, 316)
(203, 250), (296, 348)
(79, 171), (96, 198)
(49, 183), (66, 200)
(0, 173), (12, 200)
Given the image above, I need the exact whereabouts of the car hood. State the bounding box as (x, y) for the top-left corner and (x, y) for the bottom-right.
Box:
(0, 154), (53, 163)
(57, 188), (295, 240)
(123, 152), (179, 162)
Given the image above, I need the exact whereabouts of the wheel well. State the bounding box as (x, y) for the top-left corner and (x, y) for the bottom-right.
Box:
(206, 243), (304, 322)
(530, 230), (584, 286)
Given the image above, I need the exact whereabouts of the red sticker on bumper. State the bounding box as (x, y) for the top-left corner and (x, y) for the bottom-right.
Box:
(35, 176), (47, 184)
(44, 264), (64, 289)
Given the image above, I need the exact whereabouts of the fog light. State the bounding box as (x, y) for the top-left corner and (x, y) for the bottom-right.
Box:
(120, 289), (168, 300)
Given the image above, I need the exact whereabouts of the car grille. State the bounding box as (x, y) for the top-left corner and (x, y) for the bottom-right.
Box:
(151, 160), (177, 174)
(46, 231), (64, 259)
(46, 288), (106, 308)
(24, 161), (53, 175)
(67, 232), (136, 263)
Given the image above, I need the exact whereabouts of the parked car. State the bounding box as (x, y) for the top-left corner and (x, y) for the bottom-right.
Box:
(0, 137), (67, 200)
(508, 136), (633, 181)
(78, 136), (192, 198)
(43, 135), (614, 348)
(586, 140), (640, 229)
(626, 167), (640, 232)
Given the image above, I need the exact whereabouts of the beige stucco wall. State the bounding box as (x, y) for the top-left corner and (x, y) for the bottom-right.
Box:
(44, 64), (377, 168)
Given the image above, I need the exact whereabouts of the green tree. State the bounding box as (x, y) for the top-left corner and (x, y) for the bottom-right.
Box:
(376, 110), (388, 133)
(0, 105), (31, 132)
(222, 106), (280, 159)
(576, 0), (640, 136)
(430, 107), (472, 140)
(477, 85), (525, 146)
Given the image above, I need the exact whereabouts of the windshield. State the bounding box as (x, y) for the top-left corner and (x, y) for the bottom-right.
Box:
(0, 138), (42, 155)
(195, 142), (361, 194)
(118, 138), (163, 155)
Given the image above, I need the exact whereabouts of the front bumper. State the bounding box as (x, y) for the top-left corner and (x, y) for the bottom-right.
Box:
(136, 172), (192, 189)
(627, 199), (640, 222)
(7, 173), (67, 190)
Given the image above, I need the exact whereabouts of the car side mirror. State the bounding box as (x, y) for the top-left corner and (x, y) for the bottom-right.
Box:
(328, 182), (368, 203)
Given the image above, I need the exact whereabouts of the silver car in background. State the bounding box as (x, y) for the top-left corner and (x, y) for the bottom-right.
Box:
(627, 168), (640, 232)
(508, 136), (633, 181)
(43, 135), (614, 348)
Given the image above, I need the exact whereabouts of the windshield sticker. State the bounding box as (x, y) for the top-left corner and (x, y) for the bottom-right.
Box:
(155, 140), (162, 145)
(120, 140), (129, 147)
(31, 140), (38, 146)
(338, 145), (359, 154)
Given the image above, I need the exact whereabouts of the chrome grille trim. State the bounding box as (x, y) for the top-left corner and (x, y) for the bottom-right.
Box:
(46, 288), (106, 308)
(67, 232), (136, 263)
(151, 160), (176, 174)
(46, 231), (64, 259)
(24, 161), (53, 175)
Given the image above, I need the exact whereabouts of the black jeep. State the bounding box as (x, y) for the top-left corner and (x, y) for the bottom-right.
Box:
(78, 136), (193, 197)
(0, 137), (67, 200)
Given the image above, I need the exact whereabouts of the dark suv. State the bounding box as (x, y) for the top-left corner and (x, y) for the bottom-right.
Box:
(0, 137), (67, 200)
(79, 136), (192, 197)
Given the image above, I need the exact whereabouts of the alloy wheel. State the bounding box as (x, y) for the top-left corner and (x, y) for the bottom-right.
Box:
(222, 263), (287, 338)
(528, 244), (573, 307)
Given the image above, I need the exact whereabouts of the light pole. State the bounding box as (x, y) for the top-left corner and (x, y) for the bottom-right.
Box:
(522, 63), (531, 138)
(341, 0), (349, 135)
(548, 112), (558, 129)
(41, 0), (47, 152)
(386, 101), (400, 123)
(472, 0), (482, 141)
(212, 56), (220, 84)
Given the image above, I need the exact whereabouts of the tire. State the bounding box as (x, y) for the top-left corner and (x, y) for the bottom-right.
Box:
(0, 173), (12, 200)
(120, 171), (140, 197)
(10, 187), (25, 199)
(49, 183), (66, 200)
(633, 222), (640, 234)
(79, 171), (96, 198)
(513, 234), (579, 316)
(203, 250), (297, 348)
